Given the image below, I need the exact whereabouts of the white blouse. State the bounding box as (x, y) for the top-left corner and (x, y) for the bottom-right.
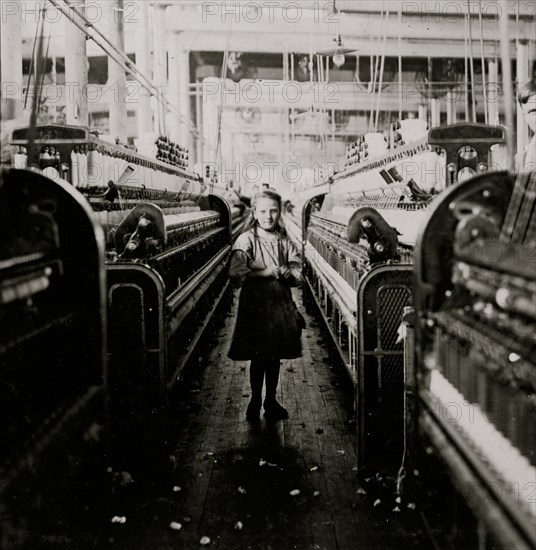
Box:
(230, 228), (301, 286)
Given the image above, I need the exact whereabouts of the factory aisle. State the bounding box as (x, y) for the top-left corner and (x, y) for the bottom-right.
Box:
(99, 291), (425, 550)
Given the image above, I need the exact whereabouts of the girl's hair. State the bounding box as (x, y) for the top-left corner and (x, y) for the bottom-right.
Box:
(241, 188), (287, 235)
(251, 188), (282, 208)
(518, 78), (536, 105)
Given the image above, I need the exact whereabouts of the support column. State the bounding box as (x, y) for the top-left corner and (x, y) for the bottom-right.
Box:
(202, 94), (218, 168)
(516, 40), (529, 156)
(195, 79), (204, 166)
(167, 31), (182, 143)
(135, 0), (153, 137)
(64, 0), (88, 126)
(487, 60), (499, 125)
(418, 104), (427, 123)
(430, 98), (441, 127)
(1, 0), (23, 122)
(105, 0), (127, 142)
(167, 31), (194, 158)
(153, 2), (168, 136)
(353, 55), (360, 83)
(446, 90), (457, 124)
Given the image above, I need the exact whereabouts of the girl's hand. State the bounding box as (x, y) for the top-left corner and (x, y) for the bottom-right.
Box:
(245, 266), (279, 279)
(278, 266), (292, 279)
(264, 266), (280, 278)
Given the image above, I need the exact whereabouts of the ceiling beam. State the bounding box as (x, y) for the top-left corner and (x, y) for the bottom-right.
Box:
(166, 3), (535, 45)
(199, 78), (489, 114)
(176, 31), (512, 59)
(164, 2), (534, 60)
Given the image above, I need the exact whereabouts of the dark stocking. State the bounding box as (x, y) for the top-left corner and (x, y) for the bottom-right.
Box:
(246, 360), (265, 421)
(249, 360), (265, 404)
(264, 360), (281, 402)
(264, 360), (288, 420)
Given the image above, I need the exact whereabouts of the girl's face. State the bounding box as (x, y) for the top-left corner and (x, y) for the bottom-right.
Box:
(521, 94), (536, 133)
(254, 197), (281, 232)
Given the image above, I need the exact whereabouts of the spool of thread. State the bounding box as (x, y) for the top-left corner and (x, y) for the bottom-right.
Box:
(399, 119), (428, 143)
(364, 132), (388, 158)
(117, 164), (135, 186)
(42, 166), (60, 181)
(71, 149), (80, 187)
(14, 147), (27, 169)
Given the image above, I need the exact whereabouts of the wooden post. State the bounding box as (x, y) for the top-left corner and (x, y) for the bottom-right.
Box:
(153, 2), (168, 135)
(64, 0), (88, 126)
(105, 0), (127, 142)
(135, 0), (153, 137)
(430, 98), (441, 127)
(167, 31), (194, 158)
(499, 0), (515, 170)
(487, 60), (499, 125)
(1, 0), (23, 121)
(418, 104), (427, 124)
(446, 90), (457, 124)
(516, 40), (529, 158)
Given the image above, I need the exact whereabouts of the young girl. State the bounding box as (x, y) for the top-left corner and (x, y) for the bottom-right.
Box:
(228, 189), (302, 423)
(517, 79), (536, 170)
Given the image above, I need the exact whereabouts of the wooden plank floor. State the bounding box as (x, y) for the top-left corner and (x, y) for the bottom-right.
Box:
(101, 290), (426, 550)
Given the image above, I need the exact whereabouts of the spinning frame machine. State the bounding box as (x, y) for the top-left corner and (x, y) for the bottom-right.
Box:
(414, 170), (536, 548)
(286, 113), (534, 546)
(284, 122), (508, 470)
(0, 167), (106, 542)
(2, 124), (248, 479)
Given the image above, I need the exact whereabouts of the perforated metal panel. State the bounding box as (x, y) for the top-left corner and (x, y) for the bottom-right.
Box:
(106, 265), (167, 469)
(377, 285), (412, 399)
(378, 285), (411, 351)
(109, 285), (145, 354)
(357, 266), (412, 467)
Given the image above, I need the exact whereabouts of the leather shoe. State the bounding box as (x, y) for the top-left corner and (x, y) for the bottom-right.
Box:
(246, 401), (261, 423)
(263, 399), (289, 420)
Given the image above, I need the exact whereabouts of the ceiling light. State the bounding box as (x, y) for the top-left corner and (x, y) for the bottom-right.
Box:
(333, 53), (345, 68)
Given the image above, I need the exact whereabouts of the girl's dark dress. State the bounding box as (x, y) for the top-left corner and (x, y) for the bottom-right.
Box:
(228, 228), (302, 361)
